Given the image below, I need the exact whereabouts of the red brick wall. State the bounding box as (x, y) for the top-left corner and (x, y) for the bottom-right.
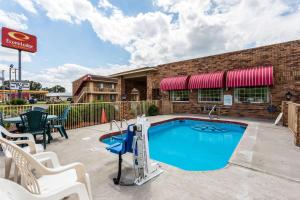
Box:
(150, 40), (300, 119)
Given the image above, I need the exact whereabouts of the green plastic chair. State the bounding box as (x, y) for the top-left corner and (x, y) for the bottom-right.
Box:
(0, 112), (4, 138)
(0, 112), (4, 127)
(50, 106), (70, 139)
(20, 111), (50, 149)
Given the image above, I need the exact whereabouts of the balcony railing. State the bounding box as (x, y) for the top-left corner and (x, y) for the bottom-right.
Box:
(85, 87), (117, 93)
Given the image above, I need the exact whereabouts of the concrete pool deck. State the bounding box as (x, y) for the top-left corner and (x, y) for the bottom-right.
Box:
(1, 114), (300, 200)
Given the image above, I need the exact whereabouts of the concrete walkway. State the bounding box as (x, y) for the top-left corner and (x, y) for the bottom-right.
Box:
(1, 115), (300, 200)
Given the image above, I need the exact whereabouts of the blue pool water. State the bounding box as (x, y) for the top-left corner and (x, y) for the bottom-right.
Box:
(102, 119), (246, 171)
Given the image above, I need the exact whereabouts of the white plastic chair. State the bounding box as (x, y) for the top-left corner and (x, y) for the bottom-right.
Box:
(0, 125), (44, 179)
(0, 137), (92, 200)
(0, 177), (90, 200)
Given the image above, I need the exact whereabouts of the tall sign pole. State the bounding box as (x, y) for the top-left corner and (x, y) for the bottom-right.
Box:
(1, 27), (37, 99)
(18, 50), (22, 98)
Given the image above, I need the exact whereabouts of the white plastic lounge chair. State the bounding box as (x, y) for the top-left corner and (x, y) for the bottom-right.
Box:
(0, 125), (44, 179)
(0, 137), (93, 200)
(0, 177), (90, 200)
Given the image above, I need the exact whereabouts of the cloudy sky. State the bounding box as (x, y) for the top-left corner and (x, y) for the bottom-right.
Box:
(0, 0), (300, 92)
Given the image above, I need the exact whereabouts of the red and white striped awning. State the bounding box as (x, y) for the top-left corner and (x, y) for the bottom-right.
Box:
(188, 71), (224, 89)
(160, 76), (189, 91)
(226, 66), (273, 88)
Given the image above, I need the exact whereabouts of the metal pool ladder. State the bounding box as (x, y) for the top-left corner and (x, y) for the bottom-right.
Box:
(110, 120), (122, 133)
(120, 119), (128, 128)
(110, 119), (128, 133)
(208, 105), (219, 120)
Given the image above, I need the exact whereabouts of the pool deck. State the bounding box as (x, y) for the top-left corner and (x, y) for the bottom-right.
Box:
(1, 114), (300, 200)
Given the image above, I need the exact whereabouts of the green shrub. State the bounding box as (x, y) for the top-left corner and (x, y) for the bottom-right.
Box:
(148, 104), (159, 116)
(9, 99), (27, 105)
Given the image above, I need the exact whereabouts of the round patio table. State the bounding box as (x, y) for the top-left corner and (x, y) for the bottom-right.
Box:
(3, 115), (58, 124)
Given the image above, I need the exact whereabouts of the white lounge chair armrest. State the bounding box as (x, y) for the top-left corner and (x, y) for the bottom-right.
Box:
(47, 162), (87, 184)
(33, 151), (61, 168)
(13, 140), (37, 154)
(0, 126), (34, 141)
(7, 133), (35, 142)
(18, 133), (35, 141)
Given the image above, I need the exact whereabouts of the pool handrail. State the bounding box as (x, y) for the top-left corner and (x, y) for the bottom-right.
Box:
(120, 119), (128, 128)
(110, 120), (123, 134)
(209, 105), (217, 119)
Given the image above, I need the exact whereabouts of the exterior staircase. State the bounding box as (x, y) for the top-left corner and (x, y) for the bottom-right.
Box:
(75, 87), (87, 103)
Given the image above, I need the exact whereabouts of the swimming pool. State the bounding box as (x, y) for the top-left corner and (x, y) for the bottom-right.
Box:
(101, 118), (246, 171)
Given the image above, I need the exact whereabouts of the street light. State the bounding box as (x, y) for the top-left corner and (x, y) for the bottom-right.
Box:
(9, 64), (13, 82)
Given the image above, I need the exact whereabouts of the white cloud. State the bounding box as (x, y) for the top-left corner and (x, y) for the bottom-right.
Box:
(0, 9), (28, 30)
(6, 0), (300, 91)
(14, 0), (38, 14)
(23, 63), (135, 92)
(35, 0), (93, 24)
(98, 0), (116, 10)
(0, 48), (32, 63)
(30, 0), (300, 68)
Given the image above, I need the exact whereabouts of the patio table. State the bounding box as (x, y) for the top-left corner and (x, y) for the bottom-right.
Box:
(3, 115), (58, 124)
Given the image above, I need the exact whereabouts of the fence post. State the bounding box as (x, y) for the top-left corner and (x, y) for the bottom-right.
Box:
(296, 105), (300, 147)
(282, 101), (289, 127)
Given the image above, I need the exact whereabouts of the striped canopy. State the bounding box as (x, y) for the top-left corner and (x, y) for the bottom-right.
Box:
(160, 76), (189, 91)
(188, 71), (224, 89)
(226, 66), (273, 88)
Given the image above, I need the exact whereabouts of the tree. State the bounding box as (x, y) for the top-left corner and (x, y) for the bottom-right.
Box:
(43, 85), (66, 93)
(28, 80), (42, 90)
(1, 81), (10, 90)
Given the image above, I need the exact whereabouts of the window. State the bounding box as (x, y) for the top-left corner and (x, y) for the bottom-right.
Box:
(110, 94), (116, 102)
(234, 87), (269, 103)
(111, 84), (115, 89)
(152, 88), (161, 100)
(170, 90), (189, 102)
(97, 94), (104, 101)
(198, 89), (223, 102)
(98, 83), (104, 89)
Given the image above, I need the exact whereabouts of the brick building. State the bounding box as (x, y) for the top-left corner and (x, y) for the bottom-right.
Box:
(72, 74), (118, 103)
(73, 40), (300, 119)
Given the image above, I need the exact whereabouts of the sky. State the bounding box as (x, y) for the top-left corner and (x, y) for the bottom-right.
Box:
(0, 0), (300, 92)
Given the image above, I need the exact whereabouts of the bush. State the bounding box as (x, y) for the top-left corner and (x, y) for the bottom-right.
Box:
(9, 99), (27, 105)
(148, 104), (159, 116)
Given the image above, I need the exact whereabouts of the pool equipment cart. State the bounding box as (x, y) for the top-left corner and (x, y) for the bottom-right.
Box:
(106, 116), (163, 185)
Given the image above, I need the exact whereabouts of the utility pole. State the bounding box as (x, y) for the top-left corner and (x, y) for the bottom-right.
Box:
(14, 68), (17, 81)
(9, 65), (12, 82)
(9, 64), (13, 102)
(0, 70), (4, 102)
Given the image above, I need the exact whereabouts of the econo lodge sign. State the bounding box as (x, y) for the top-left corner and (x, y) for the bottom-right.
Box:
(1, 27), (37, 53)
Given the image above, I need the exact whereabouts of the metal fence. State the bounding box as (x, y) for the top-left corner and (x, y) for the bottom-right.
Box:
(0, 100), (161, 130)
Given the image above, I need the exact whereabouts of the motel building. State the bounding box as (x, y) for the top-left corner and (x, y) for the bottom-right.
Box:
(72, 75), (118, 103)
(73, 39), (300, 119)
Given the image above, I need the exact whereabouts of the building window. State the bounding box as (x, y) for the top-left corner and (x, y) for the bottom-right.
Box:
(111, 84), (115, 89)
(152, 88), (161, 100)
(198, 89), (223, 102)
(170, 90), (189, 102)
(98, 94), (104, 101)
(98, 83), (104, 89)
(110, 94), (116, 102)
(234, 87), (269, 103)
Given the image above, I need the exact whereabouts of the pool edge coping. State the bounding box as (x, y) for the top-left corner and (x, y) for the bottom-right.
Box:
(99, 116), (248, 141)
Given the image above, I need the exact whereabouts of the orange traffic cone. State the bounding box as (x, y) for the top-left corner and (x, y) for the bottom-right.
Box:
(101, 108), (108, 123)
